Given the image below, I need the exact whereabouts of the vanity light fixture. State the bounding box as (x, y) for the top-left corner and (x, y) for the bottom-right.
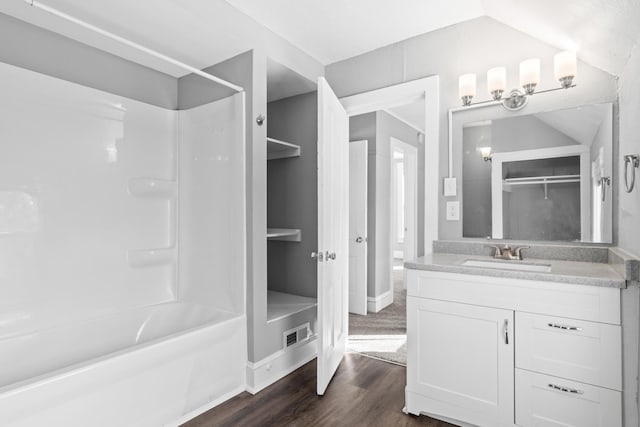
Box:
(458, 51), (577, 111)
(480, 146), (492, 162)
(458, 73), (476, 106)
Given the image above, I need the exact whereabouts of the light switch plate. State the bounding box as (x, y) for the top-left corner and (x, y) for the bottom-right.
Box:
(446, 201), (460, 221)
(444, 177), (457, 197)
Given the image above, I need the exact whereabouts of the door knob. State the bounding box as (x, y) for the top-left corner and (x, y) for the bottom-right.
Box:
(325, 252), (337, 260)
(355, 236), (363, 243)
(311, 252), (324, 262)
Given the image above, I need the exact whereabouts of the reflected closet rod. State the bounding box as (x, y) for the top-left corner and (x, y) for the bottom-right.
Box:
(23, 0), (244, 93)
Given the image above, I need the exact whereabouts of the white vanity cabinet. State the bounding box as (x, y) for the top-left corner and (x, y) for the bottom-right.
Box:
(406, 297), (514, 426)
(405, 269), (623, 427)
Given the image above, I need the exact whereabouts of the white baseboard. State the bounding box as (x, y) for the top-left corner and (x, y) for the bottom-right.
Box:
(367, 289), (393, 313)
(246, 337), (317, 395)
(166, 385), (246, 426)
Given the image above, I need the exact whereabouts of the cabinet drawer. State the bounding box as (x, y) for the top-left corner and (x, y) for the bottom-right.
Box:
(515, 369), (621, 427)
(515, 312), (621, 390)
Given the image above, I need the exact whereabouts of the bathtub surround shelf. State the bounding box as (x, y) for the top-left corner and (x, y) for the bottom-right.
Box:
(266, 228), (301, 242)
(267, 290), (317, 322)
(267, 137), (301, 160)
(127, 177), (177, 199)
(127, 247), (176, 268)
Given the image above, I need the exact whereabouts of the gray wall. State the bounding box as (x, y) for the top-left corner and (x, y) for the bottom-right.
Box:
(618, 44), (640, 257)
(326, 16), (619, 244)
(266, 91), (318, 298)
(178, 51), (252, 109)
(0, 13), (177, 109)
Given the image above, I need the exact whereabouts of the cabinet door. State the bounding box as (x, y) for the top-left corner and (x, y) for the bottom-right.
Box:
(407, 297), (514, 427)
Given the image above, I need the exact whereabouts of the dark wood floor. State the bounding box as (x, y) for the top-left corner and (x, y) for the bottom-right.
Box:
(183, 353), (455, 427)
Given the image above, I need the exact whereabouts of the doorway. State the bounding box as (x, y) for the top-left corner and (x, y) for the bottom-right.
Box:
(390, 136), (418, 288)
(342, 77), (439, 366)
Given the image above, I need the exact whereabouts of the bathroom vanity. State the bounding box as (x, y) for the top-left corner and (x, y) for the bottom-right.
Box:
(404, 245), (638, 427)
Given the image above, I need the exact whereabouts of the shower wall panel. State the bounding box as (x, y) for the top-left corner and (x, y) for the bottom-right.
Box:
(178, 93), (246, 314)
(0, 62), (177, 333)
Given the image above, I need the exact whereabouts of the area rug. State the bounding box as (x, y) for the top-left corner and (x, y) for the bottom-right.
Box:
(348, 265), (407, 365)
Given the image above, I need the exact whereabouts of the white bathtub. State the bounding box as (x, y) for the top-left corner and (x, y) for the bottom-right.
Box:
(0, 302), (247, 426)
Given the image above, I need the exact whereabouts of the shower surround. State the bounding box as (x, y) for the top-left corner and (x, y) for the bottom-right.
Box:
(0, 61), (247, 426)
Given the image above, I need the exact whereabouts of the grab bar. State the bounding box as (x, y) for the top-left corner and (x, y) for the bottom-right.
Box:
(624, 154), (639, 193)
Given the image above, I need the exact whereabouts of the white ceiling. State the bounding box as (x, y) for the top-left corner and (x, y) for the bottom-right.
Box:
(225, 0), (485, 65)
(1, 0), (638, 79)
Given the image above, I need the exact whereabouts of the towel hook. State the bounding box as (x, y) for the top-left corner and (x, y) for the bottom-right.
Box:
(624, 154), (640, 193)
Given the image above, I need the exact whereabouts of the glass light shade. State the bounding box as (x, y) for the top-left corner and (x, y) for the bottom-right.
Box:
(519, 58), (541, 86)
(459, 73), (477, 98)
(480, 146), (492, 161)
(487, 67), (506, 93)
(554, 51), (577, 80)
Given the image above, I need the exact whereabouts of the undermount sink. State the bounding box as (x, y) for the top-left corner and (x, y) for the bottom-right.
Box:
(462, 259), (552, 273)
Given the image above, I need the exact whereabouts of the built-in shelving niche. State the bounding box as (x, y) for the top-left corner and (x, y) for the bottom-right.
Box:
(127, 177), (176, 269)
(267, 290), (317, 323)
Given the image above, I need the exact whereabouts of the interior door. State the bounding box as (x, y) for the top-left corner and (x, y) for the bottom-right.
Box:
(349, 140), (368, 315)
(316, 77), (349, 395)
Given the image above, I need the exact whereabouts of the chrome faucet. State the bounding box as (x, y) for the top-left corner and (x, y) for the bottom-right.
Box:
(485, 244), (529, 260)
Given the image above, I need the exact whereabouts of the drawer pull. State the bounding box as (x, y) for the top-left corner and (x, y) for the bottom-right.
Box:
(547, 323), (582, 331)
(548, 383), (584, 395)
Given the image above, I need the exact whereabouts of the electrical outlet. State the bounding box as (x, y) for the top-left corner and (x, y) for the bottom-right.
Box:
(444, 177), (457, 197)
(446, 201), (460, 221)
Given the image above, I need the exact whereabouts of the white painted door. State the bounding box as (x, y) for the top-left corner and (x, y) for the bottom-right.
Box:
(316, 77), (349, 395)
(349, 140), (368, 315)
(406, 297), (514, 426)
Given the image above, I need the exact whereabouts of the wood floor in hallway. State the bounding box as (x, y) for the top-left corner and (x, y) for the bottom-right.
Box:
(183, 352), (455, 427)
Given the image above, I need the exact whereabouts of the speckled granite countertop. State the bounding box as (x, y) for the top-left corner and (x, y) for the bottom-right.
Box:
(405, 253), (627, 288)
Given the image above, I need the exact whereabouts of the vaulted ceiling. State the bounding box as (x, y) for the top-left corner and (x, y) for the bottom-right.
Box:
(1, 0), (638, 78)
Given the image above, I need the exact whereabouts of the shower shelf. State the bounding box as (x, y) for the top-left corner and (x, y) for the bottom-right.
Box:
(267, 137), (301, 160)
(267, 290), (317, 322)
(127, 248), (176, 268)
(128, 177), (176, 199)
(266, 228), (301, 242)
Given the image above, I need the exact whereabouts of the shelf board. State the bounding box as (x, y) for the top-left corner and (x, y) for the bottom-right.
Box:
(267, 290), (317, 322)
(267, 137), (301, 160)
(267, 228), (301, 242)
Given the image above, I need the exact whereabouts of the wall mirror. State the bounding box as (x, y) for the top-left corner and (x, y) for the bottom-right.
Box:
(462, 102), (613, 243)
